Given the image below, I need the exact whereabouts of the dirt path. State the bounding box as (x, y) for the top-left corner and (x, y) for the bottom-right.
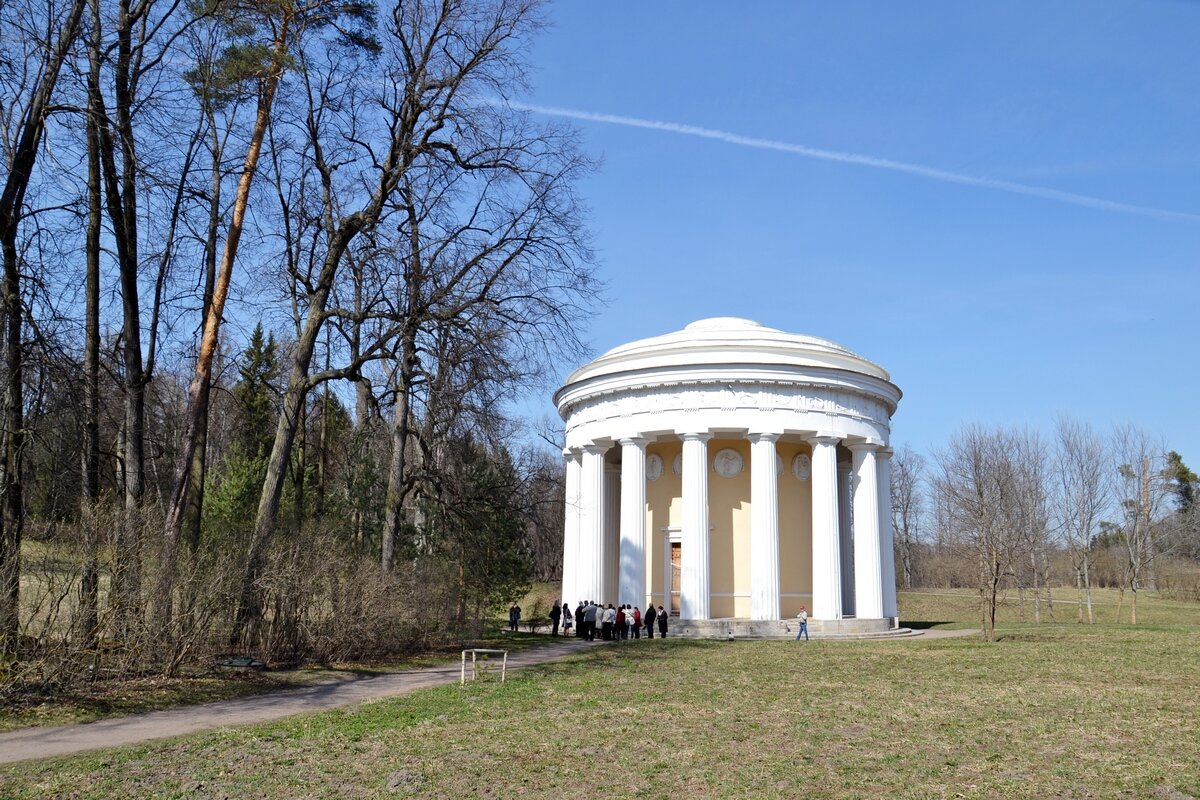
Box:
(0, 638), (599, 765)
(0, 628), (980, 765)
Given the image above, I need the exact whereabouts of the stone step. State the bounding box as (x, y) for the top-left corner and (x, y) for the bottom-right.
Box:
(670, 618), (918, 640)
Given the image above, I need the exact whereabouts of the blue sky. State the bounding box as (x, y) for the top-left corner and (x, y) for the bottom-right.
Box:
(514, 3), (1200, 464)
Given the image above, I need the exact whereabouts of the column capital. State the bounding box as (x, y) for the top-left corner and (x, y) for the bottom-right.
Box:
(617, 436), (649, 449)
(846, 440), (881, 454)
(562, 447), (582, 462)
(876, 447), (894, 461)
(747, 432), (781, 444)
(806, 434), (841, 448)
(582, 442), (611, 456)
(679, 431), (713, 443)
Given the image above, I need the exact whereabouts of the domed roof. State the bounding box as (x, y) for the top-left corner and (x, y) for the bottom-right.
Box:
(562, 317), (892, 388)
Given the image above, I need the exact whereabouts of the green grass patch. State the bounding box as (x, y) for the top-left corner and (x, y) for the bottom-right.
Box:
(899, 585), (1200, 628)
(3, 623), (1199, 798)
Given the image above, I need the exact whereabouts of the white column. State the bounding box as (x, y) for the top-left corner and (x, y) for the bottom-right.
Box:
(749, 433), (781, 620)
(837, 460), (855, 616)
(619, 437), (648, 607)
(850, 442), (884, 619)
(808, 435), (843, 621)
(680, 432), (712, 620)
(579, 443), (608, 603)
(560, 449), (582, 606)
(604, 464), (621, 603)
(877, 447), (898, 622)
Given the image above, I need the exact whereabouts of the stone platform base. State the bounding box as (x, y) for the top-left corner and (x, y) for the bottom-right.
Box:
(670, 617), (919, 640)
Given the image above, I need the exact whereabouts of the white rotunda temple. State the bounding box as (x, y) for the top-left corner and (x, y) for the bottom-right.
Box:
(555, 317), (903, 636)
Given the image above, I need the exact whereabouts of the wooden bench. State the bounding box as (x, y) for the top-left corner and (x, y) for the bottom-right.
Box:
(215, 655), (267, 671)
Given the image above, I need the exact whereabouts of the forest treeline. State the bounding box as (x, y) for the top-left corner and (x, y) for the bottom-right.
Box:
(1, 0), (592, 691)
(891, 419), (1200, 640)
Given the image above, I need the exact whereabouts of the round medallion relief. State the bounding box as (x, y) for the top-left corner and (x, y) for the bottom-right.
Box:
(645, 454), (664, 482)
(713, 448), (744, 478)
(792, 453), (812, 481)
(672, 453), (682, 476)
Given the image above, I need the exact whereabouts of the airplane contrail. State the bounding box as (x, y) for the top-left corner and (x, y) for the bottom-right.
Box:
(500, 100), (1199, 223)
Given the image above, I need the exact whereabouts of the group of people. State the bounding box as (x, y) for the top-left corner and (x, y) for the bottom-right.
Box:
(530, 599), (812, 641)
(547, 600), (670, 641)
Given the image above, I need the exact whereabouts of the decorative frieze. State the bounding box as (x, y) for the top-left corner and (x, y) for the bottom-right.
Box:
(563, 381), (891, 436)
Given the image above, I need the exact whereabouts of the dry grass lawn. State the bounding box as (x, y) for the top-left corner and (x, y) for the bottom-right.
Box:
(2, 597), (1198, 798)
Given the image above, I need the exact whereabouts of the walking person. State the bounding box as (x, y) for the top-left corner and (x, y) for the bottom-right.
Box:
(795, 604), (809, 641)
(550, 601), (561, 636)
(644, 604), (656, 639)
(657, 605), (668, 638)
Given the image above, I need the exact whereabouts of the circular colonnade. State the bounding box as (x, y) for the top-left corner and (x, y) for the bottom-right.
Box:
(555, 317), (903, 635)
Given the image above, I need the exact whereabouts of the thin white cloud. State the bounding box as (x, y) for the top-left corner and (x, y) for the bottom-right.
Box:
(501, 101), (1200, 223)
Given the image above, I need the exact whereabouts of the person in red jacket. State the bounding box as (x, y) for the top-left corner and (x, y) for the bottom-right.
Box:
(632, 606), (642, 639)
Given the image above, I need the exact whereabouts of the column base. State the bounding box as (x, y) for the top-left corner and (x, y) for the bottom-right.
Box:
(668, 618), (914, 640)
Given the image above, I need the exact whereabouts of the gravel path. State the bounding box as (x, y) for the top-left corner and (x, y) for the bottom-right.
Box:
(0, 627), (980, 765)
(0, 638), (598, 765)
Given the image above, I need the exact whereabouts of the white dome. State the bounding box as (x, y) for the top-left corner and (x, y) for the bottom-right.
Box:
(562, 317), (891, 393)
(556, 317), (900, 451)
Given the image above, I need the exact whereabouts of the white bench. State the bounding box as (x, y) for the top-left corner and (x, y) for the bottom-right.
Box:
(460, 648), (508, 684)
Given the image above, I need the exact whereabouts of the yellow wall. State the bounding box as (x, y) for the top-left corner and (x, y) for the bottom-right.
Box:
(778, 442), (814, 605)
(707, 438), (751, 618)
(642, 437), (813, 618)
(645, 440), (681, 609)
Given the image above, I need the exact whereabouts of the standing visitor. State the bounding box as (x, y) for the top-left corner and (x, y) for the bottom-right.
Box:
(584, 601), (598, 641)
(615, 605), (626, 641)
(561, 608), (573, 636)
(644, 604), (656, 639)
(550, 601), (561, 636)
(602, 604), (616, 640)
(795, 605), (809, 641)
(509, 603), (521, 632)
(575, 602), (585, 638)
(632, 606), (641, 639)
(657, 605), (668, 638)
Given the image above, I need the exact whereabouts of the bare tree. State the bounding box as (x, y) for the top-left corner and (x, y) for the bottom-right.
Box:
(1112, 425), (1170, 624)
(889, 445), (925, 590)
(1051, 415), (1111, 624)
(0, 0), (87, 657)
(233, 0), (595, 645)
(934, 425), (1044, 641)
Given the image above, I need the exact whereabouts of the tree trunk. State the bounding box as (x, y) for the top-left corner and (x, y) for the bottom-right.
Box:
(381, 332), (416, 572)
(1082, 556), (1094, 624)
(234, 222), (360, 646)
(1030, 549), (1041, 624)
(79, 0), (103, 649)
(1141, 457), (1158, 592)
(0, 0), (87, 656)
(160, 25), (290, 635)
